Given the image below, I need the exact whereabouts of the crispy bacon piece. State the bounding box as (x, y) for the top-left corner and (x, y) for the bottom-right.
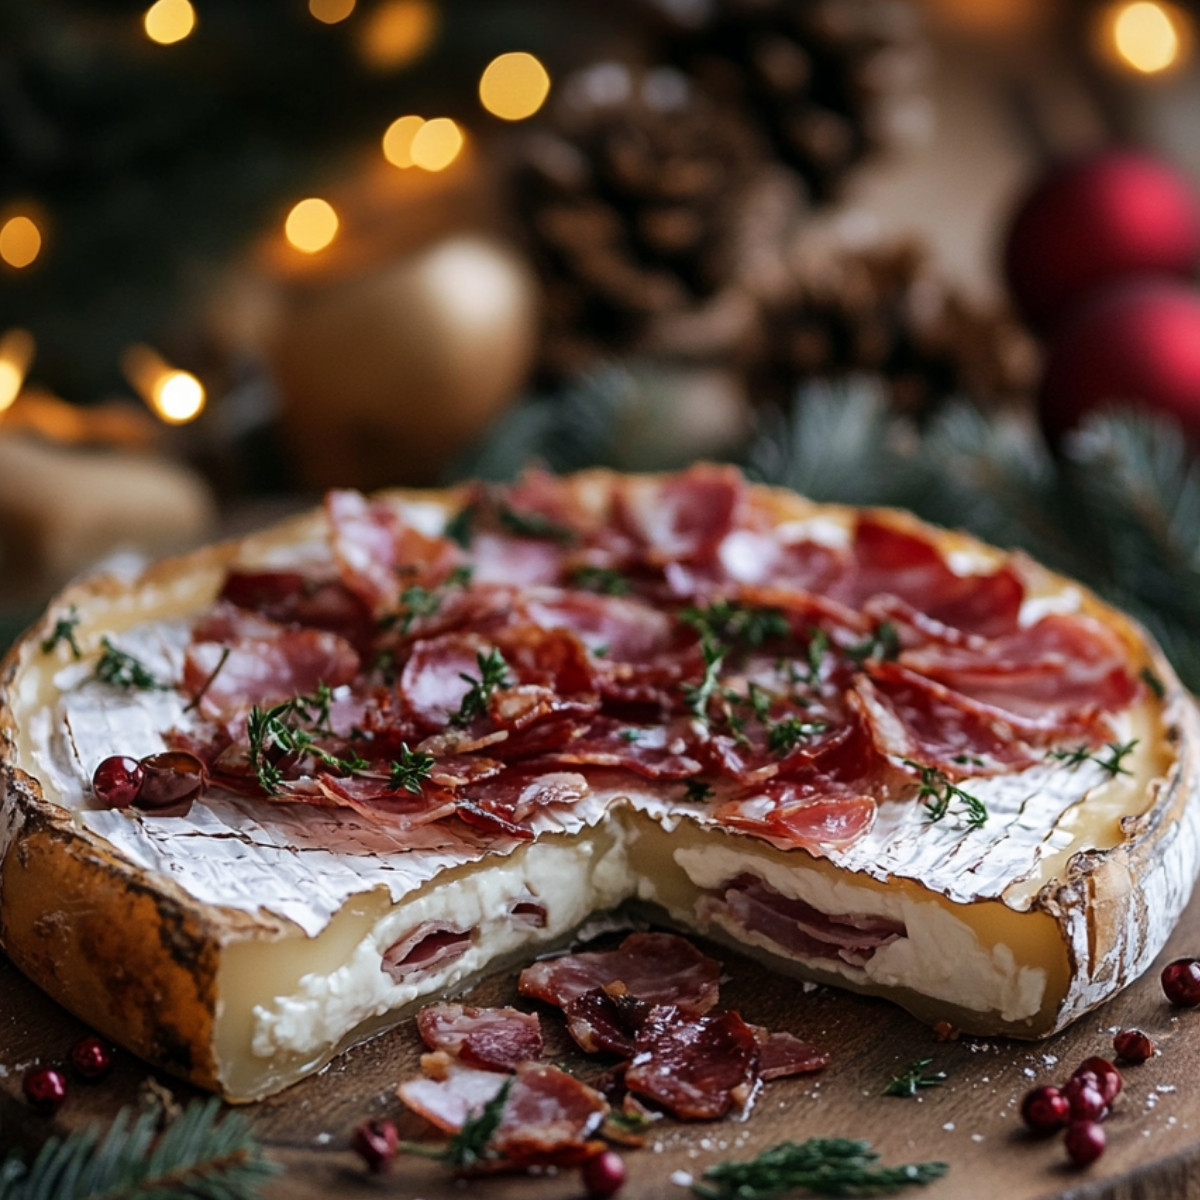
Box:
(398, 1061), (608, 1167)
(625, 1006), (760, 1120)
(519, 932), (721, 1015)
(702, 873), (904, 966)
(417, 1004), (543, 1072)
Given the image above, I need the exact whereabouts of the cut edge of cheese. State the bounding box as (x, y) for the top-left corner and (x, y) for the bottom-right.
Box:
(1, 474), (1197, 1102)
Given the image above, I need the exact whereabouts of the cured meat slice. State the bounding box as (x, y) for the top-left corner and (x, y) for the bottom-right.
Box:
(184, 609), (359, 720)
(703, 873), (904, 966)
(400, 632), (496, 731)
(519, 932), (721, 1015)
(382, 923), (472, 983)
(523, 592), (677, 663)
(465, 770), (590, 825)
(398, 1062), (608, 1166)
(417, 1004), (543, 1072)
(624, 1006), (760, 1120)
(218, 570), (375, 653)
(751, 1028), (830, 1080)
(898, 613), (1138, 721)
(715, 782), (877, 850)
(615, 464), (743, 565)
(547, 717), (704, 780)
(469, 533), (569, 587)
(563, 987), (655, 1057)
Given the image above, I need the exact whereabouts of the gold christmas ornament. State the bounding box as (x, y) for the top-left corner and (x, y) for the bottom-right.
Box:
(268, 235), (539, 488)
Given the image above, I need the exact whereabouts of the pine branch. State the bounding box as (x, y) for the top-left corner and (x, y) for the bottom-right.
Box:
(0, 1097), (279, 1200)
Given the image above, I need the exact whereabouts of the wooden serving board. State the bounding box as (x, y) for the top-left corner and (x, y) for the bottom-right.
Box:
(5, 893), (1200, 1200)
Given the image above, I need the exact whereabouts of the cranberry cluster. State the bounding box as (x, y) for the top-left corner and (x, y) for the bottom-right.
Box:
(91, 752), (207, 816)
(22, 1035), (116, 1115)
(350, 1118), (627, 1195)
(1020, 1055), (1123, 1167)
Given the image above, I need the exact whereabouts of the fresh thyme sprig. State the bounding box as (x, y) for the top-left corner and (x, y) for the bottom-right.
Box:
(388, 565), (473, 634)
(92, 638), (167, 691)
(444, 504), (475, 548)
(692, 1137), (948, 1199)
(247, 684), (366, 795)
(1048, 739), (1139, 778)
(568, 564), (630, 595)
(768, 715), (829, 756)
(883, 1057), (947, 1098)
(803, 628), (829, 686)
(904, 760), (988, 829)
(0, 1096), (278, 1200)
(498, 504), (577, 544)
(682, 637), (726, 720)
(685, 779), (715, 803)
(390, 743), (436, 795)
(399, 1078), (512, 1172)
(40, 607), (82, 658)
(681, 600), (791, 649)
(453, 648), (511, 725)
(846, 621), (901, 666)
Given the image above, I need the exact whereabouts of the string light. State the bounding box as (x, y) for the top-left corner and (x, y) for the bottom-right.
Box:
(479, 52), (551, 121)
(121, 344), (206, 425)
(358, 0), (436, 70)
(285, 198), (339, 253)
(309, 0), (356, 23)
(382, 115), (425, 168)
(0, 329), (34, 416)
(143, 0), (196, 45)
(0, 215), (42, 269)
(409, 118), (464, 172)
(1103, 1), (1191, 74)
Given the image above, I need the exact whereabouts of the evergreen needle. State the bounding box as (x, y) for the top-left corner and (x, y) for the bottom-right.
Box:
(693, 1137), (947, 1199)
(0, 1096), (278, 1200)
(884, 1057), (947, 1097)
(399, 1078), (512, 1172)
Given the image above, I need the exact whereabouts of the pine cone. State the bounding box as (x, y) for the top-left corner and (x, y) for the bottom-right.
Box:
(514, 63), (765, 379)
(749, 242), (1035, 417)
(640, 0), (926, 201)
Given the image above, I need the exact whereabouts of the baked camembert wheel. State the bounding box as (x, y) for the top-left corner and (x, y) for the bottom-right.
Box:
(1, 466), (1197, 1102)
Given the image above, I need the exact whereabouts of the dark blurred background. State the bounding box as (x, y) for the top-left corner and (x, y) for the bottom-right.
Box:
(2, 0), (1200, 677)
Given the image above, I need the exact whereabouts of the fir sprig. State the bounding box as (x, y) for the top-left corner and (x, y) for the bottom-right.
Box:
(0, 1096), (279, 1200)
(92, 638), (167, 691)
(390, 743), (436, 795)
(400, 1078), (513, 1172)
(904, 760), (987, 829)
(40, 607), (82, 658)
(883, 1057), (947, 1098)
(1048, 739), (1138, 778)
(692, 1137), (948, 1199)
(453, 648), (511, 725)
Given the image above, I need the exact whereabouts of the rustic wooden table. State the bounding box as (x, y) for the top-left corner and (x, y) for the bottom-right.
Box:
(4, 889), (1200, 1200)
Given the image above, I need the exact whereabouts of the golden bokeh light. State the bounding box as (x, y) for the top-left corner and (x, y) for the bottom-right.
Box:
(155, 371), (206, 424)
(309, 0), (356, 23)
(358, 0), (437, 70)
(410, 117), (464, 172)
(479, 52), (551, 121)
(1109, 1), (1188, 73)
(0, 329), (35, 415)
(0, 215), (42, 269)
(285, 198), (340, 253)
(382, 115), (425, 168)
(143, 0), (197, 45)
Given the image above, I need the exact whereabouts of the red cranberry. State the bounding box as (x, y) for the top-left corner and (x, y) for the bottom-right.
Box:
(582, 1149), (626, 1197)
(70, 1035), (115, 1082)
(1064, 1119), (1106, 1167)
(23, 1066), (67, 1114)
(91, 756), (144, 808)
(1020, 1085), (1070, 1134)
(1113, 1028), (1155, 1064)
(351, 1118), (397, 1173)
(1162, 958), (1200, 1006)
(1062, 1075), (1107, 1122)
(1074, 1056), (1122, 1104)
(135, 751), (207, 815)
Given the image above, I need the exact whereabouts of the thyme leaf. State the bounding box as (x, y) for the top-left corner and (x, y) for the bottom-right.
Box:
(498, 504), (576, 544)
(845, 621), (900, 666)
(444, 504), (475, 548)
(453, 648), (511, 726)
(692, 1137), (948, 1199)
(682, 636), (726, 720)
(40, 607), (81, 658)
(883, 1057), (947, 1098)
(388, 565), (473, 634)
(804, 628), (829, 686)
(1048, 739), (1139, 778)
(685, 779), (715, 803)
(680, 600), (790, 649)
(905, 760), (988, 829)
(768, 715), (828, 756)
(246, 684), (360, 795)
(93, 638), (167, 691)
(569, 564), (630, 595)
(389, 743), (435, 795)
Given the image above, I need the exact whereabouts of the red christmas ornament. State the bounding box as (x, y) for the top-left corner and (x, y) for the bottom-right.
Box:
(1004, 150), (1200, 331)
(1038, 279), (1200, 443)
